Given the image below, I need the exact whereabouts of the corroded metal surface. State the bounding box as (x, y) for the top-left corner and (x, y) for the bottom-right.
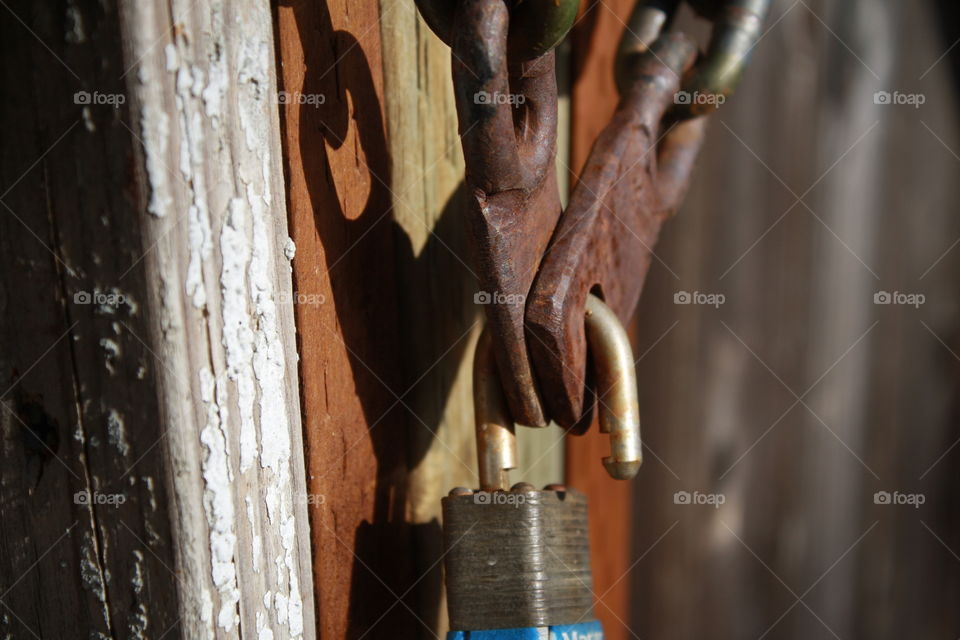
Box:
(417, 0), (769, 434)
(442, 487), (594, 630)
(451, 0), (562, 426)
(527, 35), (705, 427)
(415, 0), (580, 60)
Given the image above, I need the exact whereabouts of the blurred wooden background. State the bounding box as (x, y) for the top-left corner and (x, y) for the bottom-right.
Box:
(628, 0), (960, 638)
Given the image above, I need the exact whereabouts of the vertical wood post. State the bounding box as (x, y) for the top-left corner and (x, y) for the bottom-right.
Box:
(1, 1), (316, 638)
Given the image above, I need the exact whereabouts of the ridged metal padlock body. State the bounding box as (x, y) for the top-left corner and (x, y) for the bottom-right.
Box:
(442, 487), (595, 631)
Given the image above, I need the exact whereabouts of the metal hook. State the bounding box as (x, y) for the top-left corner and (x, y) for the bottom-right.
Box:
(474, 327), (518, 491)
(584, 295), (643, 480)
(473, 294), (642, 489)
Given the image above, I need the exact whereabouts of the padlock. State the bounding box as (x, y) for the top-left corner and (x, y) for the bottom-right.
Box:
(441, 295), (639, 639)
(442, 485), (601, 639)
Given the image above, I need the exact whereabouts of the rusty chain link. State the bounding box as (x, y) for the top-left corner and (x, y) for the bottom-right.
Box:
(417, 0), (770, 472)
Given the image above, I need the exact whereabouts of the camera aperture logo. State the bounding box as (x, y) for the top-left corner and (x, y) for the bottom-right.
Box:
(74, 490), (127, 506)
(674, 290), (725, 308)
(474, 290), (526, 306)
(873, 90), (925, 109)
(874, 490), (924, 509)
(674, 490), (725, 509)
(474, 91), (526, 107)
(473, 491), (526, 508)
(873, 290), (924, 308)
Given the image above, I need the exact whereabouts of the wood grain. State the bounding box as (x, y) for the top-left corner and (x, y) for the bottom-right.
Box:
(274, 1), (424, 637)
(119, 1), (317, 637)
(1, 1), (316, 639)
(0, 3), (180, 637)
(564, 2), (638, 638)
(629, 0), (960, 638)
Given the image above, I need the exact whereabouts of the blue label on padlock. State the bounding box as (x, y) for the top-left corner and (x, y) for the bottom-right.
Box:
(447, 620), (603, 640)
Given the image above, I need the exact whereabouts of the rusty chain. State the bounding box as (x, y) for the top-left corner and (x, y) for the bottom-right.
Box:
(416, 0), (770, 473)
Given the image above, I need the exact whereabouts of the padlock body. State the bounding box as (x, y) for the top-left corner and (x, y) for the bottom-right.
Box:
(442, 488), (595, 631)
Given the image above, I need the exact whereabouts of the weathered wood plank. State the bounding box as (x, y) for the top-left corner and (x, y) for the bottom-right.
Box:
(0, 2), (181, 638)
(274, 0), (422, 636)
(1, 1), (316, 638)
(119, 1), (316, 637)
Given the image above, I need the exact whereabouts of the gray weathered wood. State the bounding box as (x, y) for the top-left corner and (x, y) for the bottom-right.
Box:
(0, 1), (316, 638)
(629, 0), (960, 637)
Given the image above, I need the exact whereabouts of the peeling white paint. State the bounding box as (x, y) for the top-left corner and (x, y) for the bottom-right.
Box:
(198, 366), (240, 631)
(131, 550), (145, 594)
(125, 2), (314, 637)
(246, 496), (262, 571)
(65, 3), (86, 43)
(106, 408), (129, 456)
(129, 603), (149, 639)
(164, 43), (178, 72)
(79, 529), (110, 626)
(220, 198), (258, 473)
(99, 338), (120, 375)
(142, 476), (157, 512)
(257, 611), (275, 640)
(82, 106), (96, 132)
(138, 81), (172, 218)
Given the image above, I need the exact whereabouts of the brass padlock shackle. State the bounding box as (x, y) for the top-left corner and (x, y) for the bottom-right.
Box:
(474, 294), (643, 491)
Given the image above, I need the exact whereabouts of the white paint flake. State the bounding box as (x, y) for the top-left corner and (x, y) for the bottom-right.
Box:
(257, 611), (275, 640)
(99, 338), (120, 375)
(164, 43), (178, 72)
(246, 496), (262, 571)
(106, 408), (129, 456)
(198, 366), (240, 631)
(220, 197), (258, 472)
(82, 106), (96, 132)
(138, 72), (172, 218)
(65, 4), (86, 43)
(131, 550), (145, 594)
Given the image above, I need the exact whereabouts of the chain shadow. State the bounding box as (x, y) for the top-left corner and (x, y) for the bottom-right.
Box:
(274, 1), (474, 637)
